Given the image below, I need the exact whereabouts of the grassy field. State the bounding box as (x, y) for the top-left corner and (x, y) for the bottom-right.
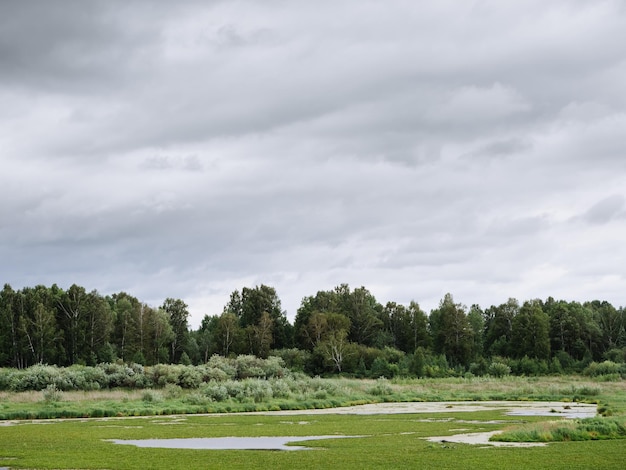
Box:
(0, 375), (624, 469)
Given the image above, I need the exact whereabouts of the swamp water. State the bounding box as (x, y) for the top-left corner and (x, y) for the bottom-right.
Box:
(107, 401), (597, 450)
(108, 435), (361, 451)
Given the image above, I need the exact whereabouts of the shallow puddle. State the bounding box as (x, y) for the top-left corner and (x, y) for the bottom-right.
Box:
(424, 431), (546, 447)
(108, 435), (361, 451)
(506, 409), (594, 419)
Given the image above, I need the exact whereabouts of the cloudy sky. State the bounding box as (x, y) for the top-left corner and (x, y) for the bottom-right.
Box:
(1, 0), (625, 327)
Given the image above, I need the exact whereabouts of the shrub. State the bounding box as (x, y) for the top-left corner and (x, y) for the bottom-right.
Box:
(9, 365), (61, 391)
(469, 358), (489, 376)
(370, 357), (393, 379)
(262, 356), (287, 378)
(197, 365), (229, 382)
(603, 348), (626, 364)
(178, 366), (203, 389)
(488, 361), (511, 378)
(164, 384), (183, 399)
(583, 361), (621, 377)
(202, 382), (230, 402)
(246, 379), (273, 403)
(141, 390), (163, 402)
(206, 355), (237, 379)
(270, 349), (310, 372)
(235, 355), (268, 379)
(512, 356), (549, 376)
(368, 377), (393, 396)
(42, 384), (63, 403)
(270, 379), (292, 399)
(183, 392), (211, 405)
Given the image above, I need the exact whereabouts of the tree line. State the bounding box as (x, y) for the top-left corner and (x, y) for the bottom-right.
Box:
(1, 283), (625, 376)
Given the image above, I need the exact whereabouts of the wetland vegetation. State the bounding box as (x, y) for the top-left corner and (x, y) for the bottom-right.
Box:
(1, 282), (625, 467)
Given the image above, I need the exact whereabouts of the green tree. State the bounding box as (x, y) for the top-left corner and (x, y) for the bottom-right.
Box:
(317, 329), (350, 372)
(545, 299), (600, 360)
(345, 286), (383, 346)
(110, 292), (142, 362)
(511, 300), (550, 360)
(215, 312), (241, 357)
(251, 311), (273, 358)
(303, 311), (351, 350)
(0, 284), (19, 367)
(19, 301), (58, 365)
(144, 306), (174, 365)
(226, 285), (289, 352)
(56, 284), (89, 365)
(586, 300), (625, 353)
(430, 293), (473, 367)
(161, 298), (190, 363)
(408, 301), (431, 352)
(194, 314), (216, 363)
(84, 290), (113, 365)
(294, 289), (341, 350)
(484, 298), (519, 357)
(467, 304), (485, 360)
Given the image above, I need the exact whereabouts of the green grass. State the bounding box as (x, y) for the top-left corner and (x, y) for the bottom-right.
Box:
(1, 375), (625, 469)
(492, 416), (626, 443)
(2, 374), (624, 420)
(0, 410), (624, 469)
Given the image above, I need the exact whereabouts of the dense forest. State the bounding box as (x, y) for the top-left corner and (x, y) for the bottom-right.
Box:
(1, 283), (625, 377)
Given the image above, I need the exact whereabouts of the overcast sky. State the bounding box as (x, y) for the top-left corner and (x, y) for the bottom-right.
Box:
(2, 0), (626, 327)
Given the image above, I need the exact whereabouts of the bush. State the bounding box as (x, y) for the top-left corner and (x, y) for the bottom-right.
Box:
(197, 365), (229, 382)
(270, 349), (311, 372)
(183, 392), (211, 405)
(235, 355), (268, 379)
(164, 384), (183, 399)
(603, 348), (626, 364)
(9, 365), (60, 391)
(178, 366), (203, 389)
(42, 384), (63, 403)
(488, 361), (511, 378)
(469, 358), (489, 376)
(202, 382), (230, 402)
(583, 361), (621, 377)
(368, 377), (393, 396)
(206, 355), (237, 379)
(514, 356), (549, 376)
(370, 357), (394, 379)
(141, 390), (163, 402)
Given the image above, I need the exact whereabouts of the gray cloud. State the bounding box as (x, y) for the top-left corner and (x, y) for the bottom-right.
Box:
(582, 195), (626, 225)
(2, 0), (626, 325)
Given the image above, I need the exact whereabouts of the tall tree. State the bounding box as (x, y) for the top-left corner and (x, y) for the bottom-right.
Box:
(83, 290), (113, 364)
(215, 312), (241, 357)
(318, 329), (350, 372)
(430, 293), (473, 366)
(586, 300), (625, 354)
(345, 286), (383, 346)
(467, 304), (485, 360)
(511, 300), (550, 360)
(56, 284), (89, 365)
(194, 314), (216, 363)
(0, 284), (23, 367)
(226, 285), (289, 351)
(484, 298), (519, 357)
(161, 298), (190, 363)
(110, 292), (141, 362)
(294, 289), (341, 349)
(144, 306), (174, 365)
